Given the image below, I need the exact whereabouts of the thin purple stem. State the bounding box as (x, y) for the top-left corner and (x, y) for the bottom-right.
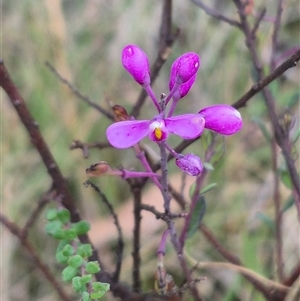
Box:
(157, 229), (170, 256)
(167, 98), (179, 117)
(165, 82), (180, 105)
(143, 83), (161, 112)
(133, 144), (162, 189)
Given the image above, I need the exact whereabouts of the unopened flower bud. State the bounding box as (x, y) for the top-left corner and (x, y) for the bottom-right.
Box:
(112, 105), (130, 121)
(86, 161), (112, 177)
(169, 52), (200, 86)
(121, 44), (151, 86)
(175, 154), (203, 176)
(169, 74), (197, 102)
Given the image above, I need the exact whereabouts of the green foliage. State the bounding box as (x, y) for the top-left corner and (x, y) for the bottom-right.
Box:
(77, 243), (93, 258)
(73, 220), (91, 235)
(85, 261), (100, 274)
(62, 266), (79, 282)
(45, 207), (109, 299)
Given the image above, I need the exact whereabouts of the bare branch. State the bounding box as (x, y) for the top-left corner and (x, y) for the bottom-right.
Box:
(84, 180), (124, 283)
(45, 62), (114, 120)
(21, 189), (54, 238)
(0, 213), (73, 301)
(70, 139), (111, 158)
(191, 0), (242, 28)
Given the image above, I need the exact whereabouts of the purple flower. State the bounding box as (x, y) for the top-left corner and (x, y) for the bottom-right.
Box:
(199, 105), (243, 135)
(106, 114), (205, 149)
(175, 154), (203, 176)
(106, 44), (243, 177)
(122, 44), (150, 86)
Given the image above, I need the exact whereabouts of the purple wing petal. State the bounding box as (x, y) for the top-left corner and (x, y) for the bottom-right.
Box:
(199, 104), (243, 135)
(165, 114), (205, 139)
(106, 120), (150, 149)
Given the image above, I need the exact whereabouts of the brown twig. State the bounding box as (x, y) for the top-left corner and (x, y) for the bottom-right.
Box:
(232, 48), (300, 109)
(21, 189), (54, 238)
(191, 0), (242, 28)
(140, 204), (187, 220)
(269, 2), (286, 278)
(272, 137), (284, 281)
(70, 139), (111, 158)
(271, 0), (284, 71)
(129, 179), (143, 293)
(283, 263), (300, 286)
(45, 62), (114, 120)
(0, 213), (73, 301)
(251, 7), (267, 36)
(84, 180), (124, 283)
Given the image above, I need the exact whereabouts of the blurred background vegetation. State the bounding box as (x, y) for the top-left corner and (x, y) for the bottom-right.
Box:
(2, 0), (299, 300)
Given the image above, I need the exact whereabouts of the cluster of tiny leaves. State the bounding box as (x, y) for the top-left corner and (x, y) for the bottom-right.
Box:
(45, 208), (110, 300)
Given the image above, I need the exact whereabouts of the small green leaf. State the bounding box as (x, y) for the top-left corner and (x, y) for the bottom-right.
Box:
(64, 228), (78, 240)
(90, 291), (106, 299)
(92, 282), (110, 291)
(62, 244), (75, 257)
(57, 240), (71, 252)
(77, 244), (93, 258)
(279, 169), (293, 189)
(255, 212), (275, 231)
(57, 208), (71, 224)
(81, 291), (91, 301)
(45, 208), (58, 221)
(91, 282), (110, 299)
(201, 183), (217, 194)
(73, 220), (91, 235)
(81, 274), (92, 284)
(189, 182), (217, 199)
(72, 276), (84, 292)
(187, 196), (206, 239)
(45, 220), (63, 235)
(203, 162), (214, 171)
(85, 261), (100, 274)
(55, 250), (69, 264)
(45, 220), (66, 239)
(68, 255), (83, 268)
(252, 117), (271, 142)
(62, 266), (78, 282)
(282, 195), (295, 213)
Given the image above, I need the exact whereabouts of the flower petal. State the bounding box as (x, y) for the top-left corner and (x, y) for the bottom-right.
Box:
(165, 114), (205, 139)
(121, 45), (150, 85)
(106, 120), (150, 148)
(175, 153), (203, 176)
(199, 105), (243, 135)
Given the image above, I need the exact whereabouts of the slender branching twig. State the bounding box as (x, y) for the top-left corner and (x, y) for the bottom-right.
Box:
(46, 62), (114, 120)
(0, 213), (73, 301)
(84, 180), (124, 283)
(191, 0), (242, 28)
(21, 189), (55, 238)
(70, 139), (111, 158)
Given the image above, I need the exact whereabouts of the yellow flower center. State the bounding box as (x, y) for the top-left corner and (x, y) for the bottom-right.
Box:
(154, 128), (163, 140)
